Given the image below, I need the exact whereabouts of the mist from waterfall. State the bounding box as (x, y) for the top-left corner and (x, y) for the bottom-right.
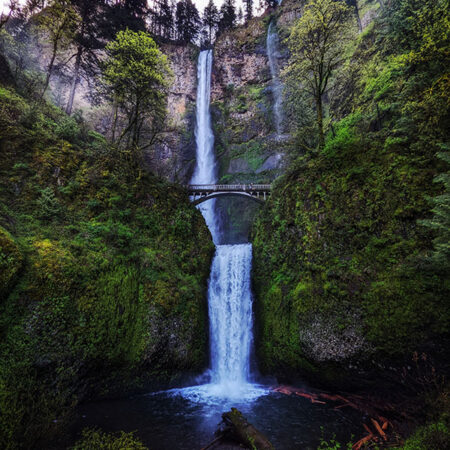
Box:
(267, 21), (284, 135)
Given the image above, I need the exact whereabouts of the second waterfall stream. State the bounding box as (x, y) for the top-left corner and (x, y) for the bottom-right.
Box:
(187, 49), (262, 399)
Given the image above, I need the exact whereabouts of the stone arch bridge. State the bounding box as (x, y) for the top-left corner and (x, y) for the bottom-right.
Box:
(187, 184), (271, 205)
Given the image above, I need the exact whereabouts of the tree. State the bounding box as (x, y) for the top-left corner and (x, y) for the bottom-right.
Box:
(175, 0), (199, 43)
(345, 0), (362, 32)
(158, 0), (175, 39)
(101, 29), (173, 148)
(218, 0), (236, 33)
(237, 7), (243, 24)
(420, 148), (450, 271)
(244, 0), (253, 22)
(203, 0), (219, 44)
(23, 0), (48, 16)
(65, 0), (109, 115)
(107, 0), (148, 34)
(37, 0), (80, 99)
(0, 1), (19, 30)
(285, 0), (354, 149)
(261, 0), (278, 9)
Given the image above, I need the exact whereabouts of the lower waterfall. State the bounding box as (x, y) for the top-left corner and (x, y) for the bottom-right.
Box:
(209, 244), (254, 390)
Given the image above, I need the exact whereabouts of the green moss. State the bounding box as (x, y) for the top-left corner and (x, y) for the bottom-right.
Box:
(251, 0), (450, 381)
(0, 227), (22, 298)
(72, 428), (148, 449)
(402, 418), (450, 450)
(0, 85), (214, 448)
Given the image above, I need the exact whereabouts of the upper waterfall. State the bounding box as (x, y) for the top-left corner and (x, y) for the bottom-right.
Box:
(190, 49), (220, 243)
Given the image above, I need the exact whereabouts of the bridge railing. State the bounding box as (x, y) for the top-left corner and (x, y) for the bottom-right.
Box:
(187, 184), (271, 191)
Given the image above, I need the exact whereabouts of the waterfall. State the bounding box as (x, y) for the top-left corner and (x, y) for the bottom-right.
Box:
(209, 244), (254, 388)
(191, 49), (220, 243)
(267, 21), (284, 135)
(187, 50), (259, 398)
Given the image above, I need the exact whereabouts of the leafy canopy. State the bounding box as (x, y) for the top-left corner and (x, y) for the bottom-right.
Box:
(285, 0), (355, 149)
(102, 29), (173, 146)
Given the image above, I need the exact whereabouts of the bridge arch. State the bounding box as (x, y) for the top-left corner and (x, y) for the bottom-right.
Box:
(187, 184), (271, 206)
(192, 191), (265, 206)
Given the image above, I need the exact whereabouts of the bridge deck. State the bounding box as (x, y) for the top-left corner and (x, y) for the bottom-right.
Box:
(187, 184), (271, 193)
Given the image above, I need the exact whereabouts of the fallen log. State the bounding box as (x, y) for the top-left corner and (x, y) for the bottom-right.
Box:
(220, 408), (274, 450)
(200, 435), (224, 450)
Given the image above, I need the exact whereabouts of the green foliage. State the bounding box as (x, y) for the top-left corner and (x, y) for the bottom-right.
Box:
(37, 0), (80, 97)
(252, 0), (450, 381)
(72, 428), (147, 450)
(37, 186), (61, 219)
(101, 29), (173, 147)
(402, 418), (450, 450)
(317, 429), (353, 449)
(0, 227), (22, 298)
(0, 85), (213, 448)
(420, 148), (450, 270)
(285, 0), (356, 149)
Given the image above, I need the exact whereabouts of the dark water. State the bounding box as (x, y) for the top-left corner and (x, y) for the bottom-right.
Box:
(68, 384), (364, 449)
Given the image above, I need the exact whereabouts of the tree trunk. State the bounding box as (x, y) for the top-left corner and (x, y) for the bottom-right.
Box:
(132, 98), (140, 146)
(354, 1), (362, 32)
(111, 100), (119, 143)
(66, 45), (82, 115)
(316, 95), (324, 150)
(220, 408), (274, 450)
(41, 43), (58, 99)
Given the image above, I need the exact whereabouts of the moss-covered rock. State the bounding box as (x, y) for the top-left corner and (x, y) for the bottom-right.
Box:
(251, 1), (450, 387)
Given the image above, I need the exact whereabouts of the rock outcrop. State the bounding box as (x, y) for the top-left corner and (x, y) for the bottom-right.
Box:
(211, 15), (287, 185)
(150, 43), (198, 182)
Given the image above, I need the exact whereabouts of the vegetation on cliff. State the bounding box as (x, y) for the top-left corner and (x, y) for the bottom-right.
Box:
(0, 78), (213, 448)
(252, 0), (449, 380)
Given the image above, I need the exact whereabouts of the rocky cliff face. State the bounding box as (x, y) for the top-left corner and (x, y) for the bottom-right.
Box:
(149, 43), (198, 182)
(41, 40), (198, 183)
(211, 15), (287, 185)
(250, 0), (447, 389)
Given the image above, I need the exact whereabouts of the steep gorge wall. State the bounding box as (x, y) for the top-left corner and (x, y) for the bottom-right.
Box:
(148, 43), (198, 182)
(211, 14), (287, 184)
(250, 0), (449, 388)
(0, 84), (214, 447)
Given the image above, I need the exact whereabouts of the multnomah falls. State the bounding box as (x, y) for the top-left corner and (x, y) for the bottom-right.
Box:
(0, 0), (448, 449)
(191, 50), (256, 396)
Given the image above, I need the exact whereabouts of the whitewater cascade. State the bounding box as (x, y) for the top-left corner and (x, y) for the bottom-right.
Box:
(189, 49), (257, 397)
(267, 21), (284, 135)
(190, 49), (220, 243)
(208, 244), (254, 388)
